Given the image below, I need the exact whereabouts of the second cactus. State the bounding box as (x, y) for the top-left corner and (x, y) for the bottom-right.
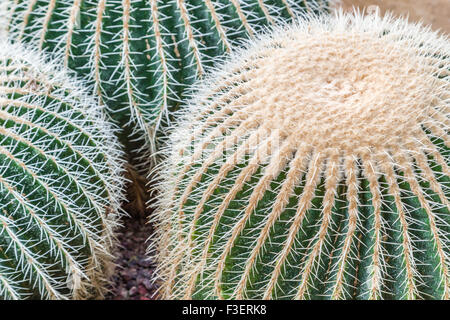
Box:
(152, 12), (450, 300)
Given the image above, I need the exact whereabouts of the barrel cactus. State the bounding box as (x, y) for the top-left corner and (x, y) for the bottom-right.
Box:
(0, 41), (125, 299)
(5, 0), (335, 164)
(152, 11), (450, 300)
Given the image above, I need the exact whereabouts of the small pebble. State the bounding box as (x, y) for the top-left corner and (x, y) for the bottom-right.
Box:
(129, 286), (138, 296)
(142, 279), (153, 290)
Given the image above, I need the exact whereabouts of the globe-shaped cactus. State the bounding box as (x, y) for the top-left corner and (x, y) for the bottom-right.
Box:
(4, 0), (335, 164)
(152, 11), (450, 300)
(0, 41), (125, 299)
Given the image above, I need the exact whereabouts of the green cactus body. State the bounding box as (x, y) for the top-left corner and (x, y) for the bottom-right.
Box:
(152, 12), (450, 300)
(0, 41), (125, 299)
(5, 0), (333, 163)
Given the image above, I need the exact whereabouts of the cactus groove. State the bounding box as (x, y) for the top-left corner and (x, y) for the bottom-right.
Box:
(5, 0), (333, 163)
(152, 12), (450, 300)
(0, 41), (125, 299)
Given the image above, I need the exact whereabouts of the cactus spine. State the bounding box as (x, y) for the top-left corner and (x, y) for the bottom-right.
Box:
(0, 41), (125, 299)
(152, 11), (450, 300)
(5, 0), (334, 164)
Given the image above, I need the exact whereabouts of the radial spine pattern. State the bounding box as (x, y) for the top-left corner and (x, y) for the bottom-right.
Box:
(152, 11), (450, 300)
(0, 41), (125, 300)
(5, 0), (333, 163)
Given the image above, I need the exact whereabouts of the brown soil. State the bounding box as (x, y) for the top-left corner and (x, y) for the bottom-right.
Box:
(335, 0), (450, 33)
(105, 216), (158, 300)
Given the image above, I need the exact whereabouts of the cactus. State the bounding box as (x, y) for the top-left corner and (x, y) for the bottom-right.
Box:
(4, 0), (335, 165)
(152, 11), (450, 300)
(0, 41), (125, 299)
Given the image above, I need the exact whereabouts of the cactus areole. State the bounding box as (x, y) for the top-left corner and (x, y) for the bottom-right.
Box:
(0, 42), (125, 299)
(153, 12), (450, 300)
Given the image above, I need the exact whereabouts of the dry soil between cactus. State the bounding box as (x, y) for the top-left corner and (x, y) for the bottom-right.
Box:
(105, 216), (158, 300)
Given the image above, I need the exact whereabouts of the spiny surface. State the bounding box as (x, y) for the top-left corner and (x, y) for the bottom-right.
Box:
(5, 0), (333, 166)
(0, 42), (125, 300)
(152, 12), (450, 300)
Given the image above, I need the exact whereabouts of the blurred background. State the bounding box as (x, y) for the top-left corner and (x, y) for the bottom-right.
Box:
(335, 0), (449, 33)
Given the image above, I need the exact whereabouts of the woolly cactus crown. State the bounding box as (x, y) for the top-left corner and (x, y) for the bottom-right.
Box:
(153, 11), (450, 300)
(0, 41), (125, 299)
